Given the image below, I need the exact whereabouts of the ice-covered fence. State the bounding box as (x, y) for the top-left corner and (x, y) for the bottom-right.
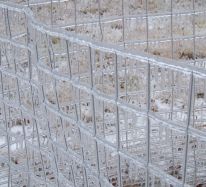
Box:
(0, 0), (206, 187)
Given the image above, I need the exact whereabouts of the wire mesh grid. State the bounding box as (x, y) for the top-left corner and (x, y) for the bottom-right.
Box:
(0, 0), (206, 187)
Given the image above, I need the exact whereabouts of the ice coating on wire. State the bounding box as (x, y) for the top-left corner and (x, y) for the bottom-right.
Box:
(0, 0), (206, 187)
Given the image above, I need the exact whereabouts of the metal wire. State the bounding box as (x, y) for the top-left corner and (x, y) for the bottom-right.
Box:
(0, 0), (206, 187)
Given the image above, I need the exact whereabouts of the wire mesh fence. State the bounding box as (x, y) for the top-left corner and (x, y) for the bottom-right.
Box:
(0, 0), (206, 187)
